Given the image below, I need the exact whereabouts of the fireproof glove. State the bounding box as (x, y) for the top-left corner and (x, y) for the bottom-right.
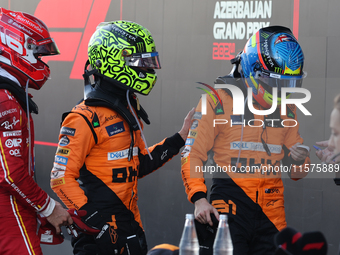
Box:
(66, 208), (101, 238)
(37, 214), (64, 245)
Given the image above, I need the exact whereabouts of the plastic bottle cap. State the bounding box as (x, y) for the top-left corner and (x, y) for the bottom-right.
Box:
(185, 214), (194, 219)
(219, 214), (227, 220)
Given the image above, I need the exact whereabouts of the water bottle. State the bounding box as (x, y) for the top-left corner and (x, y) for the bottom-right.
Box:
(213, 214), (233, 255)
(179, 214), (199, 255)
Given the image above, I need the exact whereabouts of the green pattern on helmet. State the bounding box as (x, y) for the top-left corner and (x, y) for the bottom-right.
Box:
(88, 20), (158, 95)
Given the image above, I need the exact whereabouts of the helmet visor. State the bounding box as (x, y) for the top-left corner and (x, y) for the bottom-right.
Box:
(33, 38), (60, 57)
(255, 70), (307, 90)
(125, 52), (161, 69)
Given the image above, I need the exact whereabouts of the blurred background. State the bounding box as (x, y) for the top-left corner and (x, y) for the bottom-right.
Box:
(1, 0), (339, 254)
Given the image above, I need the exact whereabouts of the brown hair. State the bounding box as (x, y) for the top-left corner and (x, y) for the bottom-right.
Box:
(334, 94), (340, 111)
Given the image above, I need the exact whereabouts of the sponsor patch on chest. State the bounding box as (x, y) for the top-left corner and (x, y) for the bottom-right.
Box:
(105, 121), (125, 137)
(108, 147), (138, 160)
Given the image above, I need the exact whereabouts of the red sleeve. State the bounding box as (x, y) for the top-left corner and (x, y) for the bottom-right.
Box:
(0, 94), (53, 216)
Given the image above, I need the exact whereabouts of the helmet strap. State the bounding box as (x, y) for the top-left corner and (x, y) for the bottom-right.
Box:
(229, 51), (242, 79)
(83, 60), (98, 99)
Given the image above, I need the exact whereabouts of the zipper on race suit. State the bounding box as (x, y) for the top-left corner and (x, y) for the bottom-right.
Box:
(129, 191), (134, 210)
(256, 191), (258, 204)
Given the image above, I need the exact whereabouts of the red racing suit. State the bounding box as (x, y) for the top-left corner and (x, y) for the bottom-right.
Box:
(51, 100), (184, 255)
(0, 86), (55, 255)
(181, 87), (310, 255)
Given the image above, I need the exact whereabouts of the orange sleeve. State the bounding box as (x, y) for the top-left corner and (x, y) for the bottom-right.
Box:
(50, 112), (96, 210)
(181, 95), (219, 203)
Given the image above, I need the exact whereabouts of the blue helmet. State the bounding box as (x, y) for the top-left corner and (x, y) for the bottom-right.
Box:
(240, 26), (306, 108)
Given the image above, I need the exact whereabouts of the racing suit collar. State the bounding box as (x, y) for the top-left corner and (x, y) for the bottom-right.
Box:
(0, 67), (21, 87)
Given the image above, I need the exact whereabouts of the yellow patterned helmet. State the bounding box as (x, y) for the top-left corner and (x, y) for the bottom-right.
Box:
(87, 20), (161, 95)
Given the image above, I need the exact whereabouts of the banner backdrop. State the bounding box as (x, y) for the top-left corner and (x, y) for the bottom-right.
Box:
(0, 0), (339, 254)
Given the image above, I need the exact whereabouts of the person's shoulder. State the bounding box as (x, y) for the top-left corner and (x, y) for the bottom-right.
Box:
(0, 89), (19, 106)
(70, 101), (97, 118)
(69, 101), (124, 126)
(213, 88), (233, 109)
(0, 88), (14, 99)
(216, 88), (233, 99)
(283, 104), (298, 119)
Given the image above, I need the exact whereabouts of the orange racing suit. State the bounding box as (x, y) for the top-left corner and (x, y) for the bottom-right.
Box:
(181, 85), (310, 255)
(51, 100), (185, 255)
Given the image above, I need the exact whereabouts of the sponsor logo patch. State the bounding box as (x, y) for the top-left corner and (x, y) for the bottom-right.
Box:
(188, 130), (198, 138)
(190, 120), (199, 130)
(92, 113), (100, 128)
(51, 170), (65, 179)
(108, 147), (138, 161)
(104, 114), (119, 123)
(0, 108), (17, 117)
(56, 147), (71, 156)
(59, 136), (70, 146)
(1, 117), (19, 130)
(185, 138), (195, 146)
(53, 163), (66, 171)
(265, 188), (280, 194)
(230, 141), (282, 154)
(3, 130), (21, 137)
(9, 149), (20, 156)
(5, 138), (22, 148)
(40, 232), (53, 243)
(230, 115), (243, 125)
(181, 157), (188, 166)
(161, 149), (168, 160)
(60, 127), (76, 136)
(266, 200), (279, 207)
(55, 155), (68, 165)
(50, 178), (65, 188)
(181, 146), (192, 158)
(193, 112), (202, 120)
(106, 122), (125, 137)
